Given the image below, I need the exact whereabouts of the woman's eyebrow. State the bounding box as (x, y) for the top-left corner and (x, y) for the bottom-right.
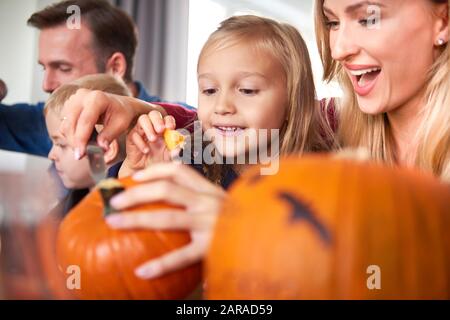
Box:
(345, 1), (386, 14)
(324, 1), (385, 16)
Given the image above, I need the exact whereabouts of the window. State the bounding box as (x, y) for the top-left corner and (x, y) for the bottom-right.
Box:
(186, 0), (342, 107)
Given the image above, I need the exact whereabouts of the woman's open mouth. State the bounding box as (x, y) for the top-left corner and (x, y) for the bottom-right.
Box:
(347, 66), (381, 97)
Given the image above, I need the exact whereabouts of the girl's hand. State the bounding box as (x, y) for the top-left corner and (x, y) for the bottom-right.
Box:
(119, 111), (177, 178)
(106, 162), (226, 279)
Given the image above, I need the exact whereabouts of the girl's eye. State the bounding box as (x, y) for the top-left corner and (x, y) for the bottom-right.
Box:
(56, 143), (66, 149)
(239, 88), (259, 95)
(358, 18), (368, 27)
(202, 88), (217, 96)
(325, 20), (339, 30)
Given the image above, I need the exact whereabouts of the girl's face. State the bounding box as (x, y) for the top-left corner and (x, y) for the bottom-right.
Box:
(323, 0), (447, 115)
(197, 42), (287, 158)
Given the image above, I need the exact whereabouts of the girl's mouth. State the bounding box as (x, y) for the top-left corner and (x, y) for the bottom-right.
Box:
(348, 67), (382, 97)
(214, 126), (246, 137)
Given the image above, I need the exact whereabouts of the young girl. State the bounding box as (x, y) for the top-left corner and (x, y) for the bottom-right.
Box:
(118, 14), (336, 186)
(315, 0), (449, 181)
(104, 15), (337, 280)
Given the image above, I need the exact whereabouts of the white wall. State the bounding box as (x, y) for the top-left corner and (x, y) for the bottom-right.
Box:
(185, 0), (342, 106)
(0, 0), (39, 104)
(0, 0), (54, 105)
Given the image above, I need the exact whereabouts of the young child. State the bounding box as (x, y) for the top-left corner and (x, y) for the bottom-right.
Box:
(45, 74), (130, 213)
(119, 15), (336, 186)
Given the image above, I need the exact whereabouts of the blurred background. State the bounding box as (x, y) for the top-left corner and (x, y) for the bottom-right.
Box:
(0, 0), (341, 109)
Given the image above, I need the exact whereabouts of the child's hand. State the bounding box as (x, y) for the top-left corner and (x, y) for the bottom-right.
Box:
(119, 111), (177, 178)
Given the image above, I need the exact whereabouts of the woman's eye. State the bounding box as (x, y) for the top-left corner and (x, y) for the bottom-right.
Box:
(202, 88), (217, 96)
(325, 20), (339, 30)
(239, 88), (259, 95)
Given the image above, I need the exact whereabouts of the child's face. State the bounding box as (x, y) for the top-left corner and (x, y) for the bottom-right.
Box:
(197, 42), (288, 158)
(46, 110), (94, 189)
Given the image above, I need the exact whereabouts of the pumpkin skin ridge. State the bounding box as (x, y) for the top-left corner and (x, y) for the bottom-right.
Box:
(102, 228), (136, 299)
(407, 176), (449, 298)
(121, 231), (170, 300)
(57, 209), (92, 299)
(86, 200), (134, 299)
(87, 229), (116, 299)
(205, 155), (450, 299)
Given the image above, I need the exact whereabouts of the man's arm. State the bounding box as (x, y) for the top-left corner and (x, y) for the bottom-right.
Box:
(0, 102), (52, 157)
(153, 102), (197, 129)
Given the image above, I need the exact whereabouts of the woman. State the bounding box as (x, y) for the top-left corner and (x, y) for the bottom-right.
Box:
(61, 0), (449, 279)
(315, 0), (449, 180)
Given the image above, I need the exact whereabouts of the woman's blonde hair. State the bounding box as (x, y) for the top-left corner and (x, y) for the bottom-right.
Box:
(197, 15), (336, 184)
(314, 0), (450, 181)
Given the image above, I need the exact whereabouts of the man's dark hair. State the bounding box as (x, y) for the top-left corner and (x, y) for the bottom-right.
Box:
(28, 0), (137, 83)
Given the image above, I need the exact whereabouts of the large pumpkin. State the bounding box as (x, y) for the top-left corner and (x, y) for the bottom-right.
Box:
(56, 177), (201, 299)
(206, 156), (450, 299)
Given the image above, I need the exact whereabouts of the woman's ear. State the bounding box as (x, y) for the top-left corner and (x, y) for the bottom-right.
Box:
(105, 52), (128, 79)
(434, 4), (448, 46)
(104, 139), (119, 166)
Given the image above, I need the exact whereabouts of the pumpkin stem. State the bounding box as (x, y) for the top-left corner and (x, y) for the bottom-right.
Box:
(98, 179), (125, 216)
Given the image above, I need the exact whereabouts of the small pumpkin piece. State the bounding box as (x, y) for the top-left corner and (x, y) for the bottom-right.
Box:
(164, 129), (185, 151)
(98, 178), (125, 216)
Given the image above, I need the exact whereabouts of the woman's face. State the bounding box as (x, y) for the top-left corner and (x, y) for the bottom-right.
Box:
(323, 0), (448, 115)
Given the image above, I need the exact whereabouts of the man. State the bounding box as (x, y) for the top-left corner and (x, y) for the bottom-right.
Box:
(0, 0), (196, 158)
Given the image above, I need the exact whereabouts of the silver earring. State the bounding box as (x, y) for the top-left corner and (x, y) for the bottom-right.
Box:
(437, 38), (445, 46)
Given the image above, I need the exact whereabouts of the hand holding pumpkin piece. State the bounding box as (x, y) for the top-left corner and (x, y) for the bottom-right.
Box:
(107, 162), (226, 279)
(119, 110), (181, 178)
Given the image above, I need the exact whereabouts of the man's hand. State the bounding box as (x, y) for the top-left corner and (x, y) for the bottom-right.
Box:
(59, 88), (166, 160)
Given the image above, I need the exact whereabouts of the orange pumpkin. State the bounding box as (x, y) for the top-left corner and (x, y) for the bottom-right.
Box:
(56, 177), (201, 299)
(206, 156), (450, 299)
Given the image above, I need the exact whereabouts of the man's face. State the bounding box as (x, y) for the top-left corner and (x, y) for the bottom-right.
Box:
(38, 23), (101, 93)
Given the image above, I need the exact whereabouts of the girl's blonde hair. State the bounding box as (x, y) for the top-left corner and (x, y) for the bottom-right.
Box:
(196, 15), (336, 183)
(314, 0), (450, 181)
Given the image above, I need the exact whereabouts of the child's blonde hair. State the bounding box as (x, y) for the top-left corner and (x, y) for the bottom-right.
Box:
(197, 15), (336, 184)
(314, 0), (450, 181)
(44, 74), (131, 116)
